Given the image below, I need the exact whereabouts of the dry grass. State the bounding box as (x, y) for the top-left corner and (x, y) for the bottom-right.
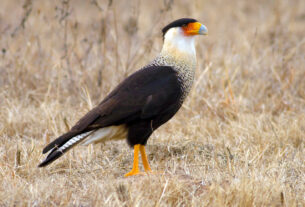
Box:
(0, 0), (304, 206)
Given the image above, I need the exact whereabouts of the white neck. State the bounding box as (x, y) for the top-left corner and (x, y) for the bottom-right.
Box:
(161, 27), (196, 63)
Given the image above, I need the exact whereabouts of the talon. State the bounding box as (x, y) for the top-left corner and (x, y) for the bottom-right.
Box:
(124, 170), (145, 177)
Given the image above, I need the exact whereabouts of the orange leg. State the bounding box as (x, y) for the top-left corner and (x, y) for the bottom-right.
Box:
(139, 145), (152, 172)
(125, 144), (141, 177)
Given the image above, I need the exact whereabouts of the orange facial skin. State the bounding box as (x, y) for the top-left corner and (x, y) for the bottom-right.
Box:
(182, 22), (204, 36)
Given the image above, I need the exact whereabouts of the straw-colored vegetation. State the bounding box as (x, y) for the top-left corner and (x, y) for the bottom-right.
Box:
(0, 0), (304, 206)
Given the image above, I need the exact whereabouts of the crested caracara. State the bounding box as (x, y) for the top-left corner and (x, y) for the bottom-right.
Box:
(39, 18), (208, 177)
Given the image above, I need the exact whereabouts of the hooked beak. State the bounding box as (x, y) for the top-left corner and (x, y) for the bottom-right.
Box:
(198, 24), (208, 35)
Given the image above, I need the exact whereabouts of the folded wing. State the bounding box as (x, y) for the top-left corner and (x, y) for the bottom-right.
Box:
(39, 66), (181, 167)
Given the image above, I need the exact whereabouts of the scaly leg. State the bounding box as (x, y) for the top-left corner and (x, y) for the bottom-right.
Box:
(125, 144), (141, 177)
(140, 145), (152, 172)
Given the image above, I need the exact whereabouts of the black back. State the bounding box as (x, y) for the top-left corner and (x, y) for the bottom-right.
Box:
(42, 66), (184, 155)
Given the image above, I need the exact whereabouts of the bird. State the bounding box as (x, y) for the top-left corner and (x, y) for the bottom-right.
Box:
(38, 18), (208, 177)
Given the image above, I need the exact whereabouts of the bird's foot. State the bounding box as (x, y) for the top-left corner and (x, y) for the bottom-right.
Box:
(124, 168), (145, 177)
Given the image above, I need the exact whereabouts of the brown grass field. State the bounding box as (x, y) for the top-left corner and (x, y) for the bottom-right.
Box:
(0, 0), (304, 206)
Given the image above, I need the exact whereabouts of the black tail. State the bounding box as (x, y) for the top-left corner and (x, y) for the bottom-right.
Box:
(38, 148), (64, 167)
(42, 131), (80, 154)
(39, 104), (105, 167)
(38, 131), (92, 167)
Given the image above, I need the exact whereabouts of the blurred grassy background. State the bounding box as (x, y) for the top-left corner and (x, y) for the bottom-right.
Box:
(0, 0), (304, 206)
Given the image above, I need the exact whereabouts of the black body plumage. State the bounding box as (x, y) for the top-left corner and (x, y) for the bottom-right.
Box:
(39, 66), (183, 167)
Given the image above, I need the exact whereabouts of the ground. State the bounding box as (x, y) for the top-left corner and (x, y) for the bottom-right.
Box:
(0, 0), (304, 206)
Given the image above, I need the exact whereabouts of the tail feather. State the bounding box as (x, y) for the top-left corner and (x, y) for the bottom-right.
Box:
(38, 131), (92, 167)
(42, 107), (102, 154)
(42, 130), (82, 154)
(38, 149), (63, 167)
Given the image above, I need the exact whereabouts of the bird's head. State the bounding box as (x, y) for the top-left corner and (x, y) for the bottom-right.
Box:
(161, 18), (208, 61)
(162, 18), (208, 38)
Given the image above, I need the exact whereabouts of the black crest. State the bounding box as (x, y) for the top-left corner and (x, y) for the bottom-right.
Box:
(162, 18), (197, 37)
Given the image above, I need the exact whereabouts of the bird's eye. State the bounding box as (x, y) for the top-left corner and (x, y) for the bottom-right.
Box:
(182, 24), (187, 28)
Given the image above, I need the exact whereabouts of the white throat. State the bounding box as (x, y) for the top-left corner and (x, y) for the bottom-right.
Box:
(161, 27), (196, 61)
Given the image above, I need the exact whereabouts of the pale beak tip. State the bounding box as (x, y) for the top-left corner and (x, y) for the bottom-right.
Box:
(199, 24), (208, 35)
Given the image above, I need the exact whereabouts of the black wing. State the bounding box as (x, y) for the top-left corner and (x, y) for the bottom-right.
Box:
(41, 66), (182, 154)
